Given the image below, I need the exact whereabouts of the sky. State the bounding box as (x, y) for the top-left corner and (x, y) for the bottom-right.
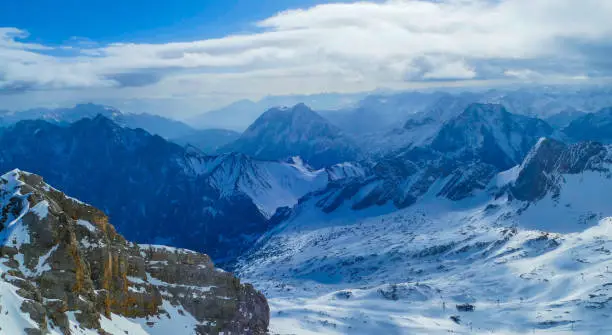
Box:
(1, 0), (612, 118)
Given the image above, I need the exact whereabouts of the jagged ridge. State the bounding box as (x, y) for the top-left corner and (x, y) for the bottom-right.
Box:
(0, 169), (269, 334)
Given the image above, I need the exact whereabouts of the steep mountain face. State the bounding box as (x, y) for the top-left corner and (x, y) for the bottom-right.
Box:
(236, 137), (612, 334)
(170, 129), (241, 154)
(563, 107), (612, 143)
(508, 138), (609, 201)
(431, 103), (553, 170)
(0, 117), (334, 261)
(0, 169), (269, 334)
(224, 103), (362, 169)
(309, 147), (498, 214)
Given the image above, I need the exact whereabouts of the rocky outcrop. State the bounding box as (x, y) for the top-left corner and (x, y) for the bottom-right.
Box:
(510, 138), (609, 201)
(0, 169), (269, 334)
(311, 145), (499, 213)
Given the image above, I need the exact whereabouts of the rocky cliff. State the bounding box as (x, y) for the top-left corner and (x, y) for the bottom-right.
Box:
(510, 138), (610, 201)
(0, 169), (269, 334)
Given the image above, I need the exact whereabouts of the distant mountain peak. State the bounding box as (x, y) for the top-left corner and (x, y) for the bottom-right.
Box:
(431, 103), (553, 169)
(224, 103), (361, 169)
(257, 103), (324, 123)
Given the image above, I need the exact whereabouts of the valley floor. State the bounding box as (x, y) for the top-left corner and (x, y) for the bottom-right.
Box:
(238, 186), (612, 334)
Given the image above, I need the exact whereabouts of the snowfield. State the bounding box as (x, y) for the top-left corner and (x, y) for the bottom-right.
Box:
(237, 166), (612, 334)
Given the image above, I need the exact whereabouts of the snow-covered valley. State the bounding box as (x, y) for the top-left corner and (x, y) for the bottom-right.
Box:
(237, 149), (612, 334)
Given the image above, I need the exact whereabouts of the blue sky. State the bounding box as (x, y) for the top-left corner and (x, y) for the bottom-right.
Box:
(1, 0), (611, 117)
(1, 0), (348, 44)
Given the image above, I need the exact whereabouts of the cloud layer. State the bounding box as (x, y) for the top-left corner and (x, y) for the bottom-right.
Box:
(1, 0), (612, 115)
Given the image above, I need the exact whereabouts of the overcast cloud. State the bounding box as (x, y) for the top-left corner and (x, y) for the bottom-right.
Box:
(1, 0), (611, 116)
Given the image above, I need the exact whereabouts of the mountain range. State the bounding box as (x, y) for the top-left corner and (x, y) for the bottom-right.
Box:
(186, 86), (612, 142)
(186, 92), (366, 132)
(0, 103), (238, 154)
(2, 88), (612, 334)
(0, 114), (371, 262)
(233, 107), (612, 334)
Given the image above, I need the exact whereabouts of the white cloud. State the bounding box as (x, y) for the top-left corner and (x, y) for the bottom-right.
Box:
(1, 0), (612, 116)
(504, 69), (544, 81)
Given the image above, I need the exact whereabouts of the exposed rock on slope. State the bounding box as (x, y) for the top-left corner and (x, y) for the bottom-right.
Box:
(0, 169), (269, 334)
(431, 103), (553, 170)
(303, 104), (552, 213)
(509, 138), (610, 201)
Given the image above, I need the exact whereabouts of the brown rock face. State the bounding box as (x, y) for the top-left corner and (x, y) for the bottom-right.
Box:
(0, 170), (269, 334)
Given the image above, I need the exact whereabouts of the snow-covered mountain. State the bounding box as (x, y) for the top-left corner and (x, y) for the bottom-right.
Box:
(223, 103), (362, 169)
(431, 103), (553, 169)
(301, 103), (553, 216)
(0, 169), (269, 334)
(236, 137), (612, 334)
(0, 116), (347, 261)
